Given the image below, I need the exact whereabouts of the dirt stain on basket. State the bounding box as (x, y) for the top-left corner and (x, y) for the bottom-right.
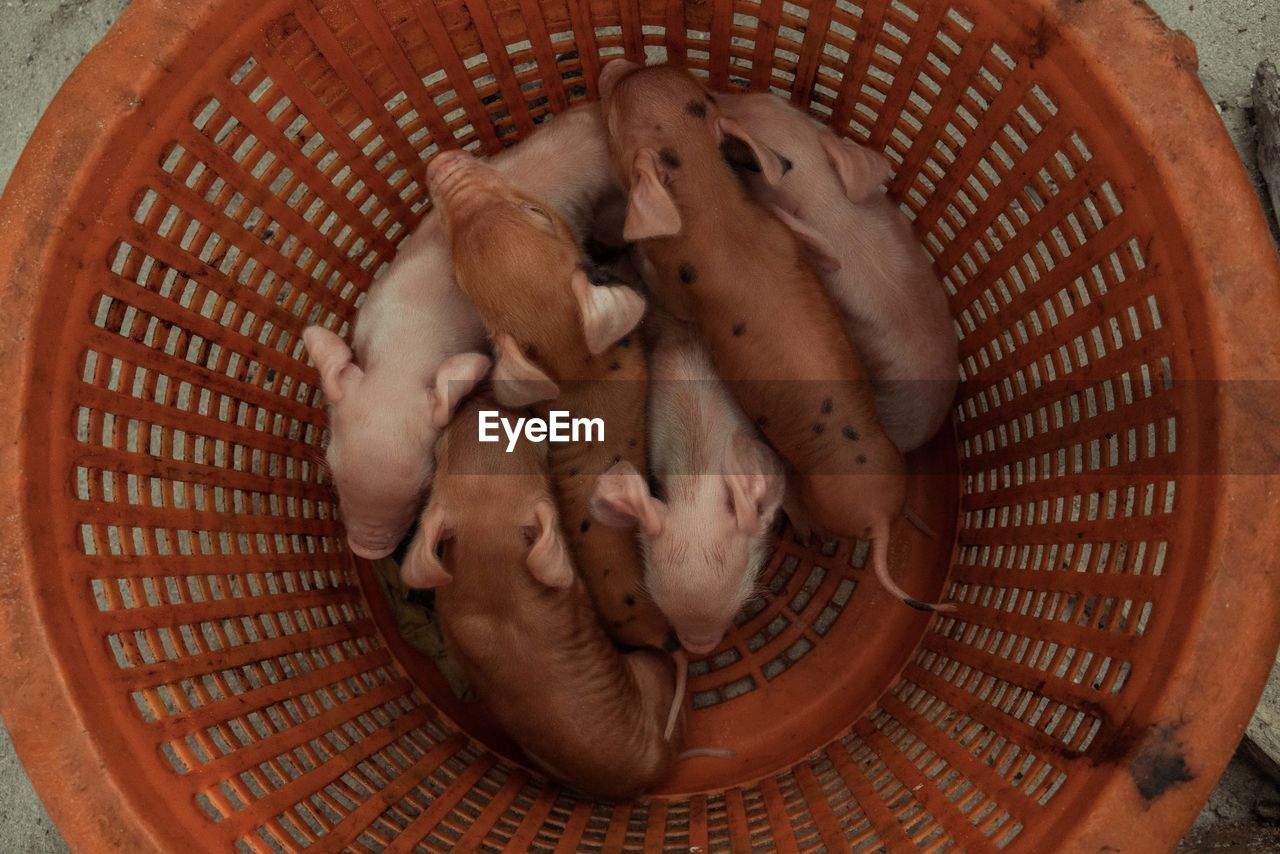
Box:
(1127, 722), (1195, 804)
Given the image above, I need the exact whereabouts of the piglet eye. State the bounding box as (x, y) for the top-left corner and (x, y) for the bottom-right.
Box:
(524, 203), (552, 223)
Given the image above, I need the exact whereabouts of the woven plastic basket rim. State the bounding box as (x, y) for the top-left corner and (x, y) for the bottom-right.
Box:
(1, 1), (1278, 851)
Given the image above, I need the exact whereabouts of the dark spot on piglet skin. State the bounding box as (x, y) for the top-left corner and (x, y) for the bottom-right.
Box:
(812, 423), (825, 435)
(685, 99), (707, 118)
(659, 147), (681, 169)
(856, 454), (867, 464)
(609, 361), (622, 372)
(580, 518), (591, 533)
(624, 594), (637, 606)
(1130, 723), (1195, 803)
(821, 397), (833, 414)
(732, 323), (746, 336)
(679, 262), (698, 284)
(842, 426), (860, 441)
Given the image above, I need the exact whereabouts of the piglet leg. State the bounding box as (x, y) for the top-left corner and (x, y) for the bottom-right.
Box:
(782, 486), (822, 545)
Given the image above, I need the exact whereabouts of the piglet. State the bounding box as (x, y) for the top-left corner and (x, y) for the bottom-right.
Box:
(718, 92), (958, 453)
(591, 313), (786, 655)
(401, 399), (681, 800)
(303, 105), (624, 559)
(598, 62), (953, 612)
(426, 147), (675, 650)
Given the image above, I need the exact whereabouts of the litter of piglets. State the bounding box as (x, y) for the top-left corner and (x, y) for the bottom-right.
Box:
(302, 61), (959, 801)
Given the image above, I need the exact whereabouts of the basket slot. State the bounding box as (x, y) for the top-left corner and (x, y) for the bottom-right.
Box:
(206, 79), (403, 256)
(170, 128), (391, 284)
(887, 680), (1068, 808)
(147, 646), (393, 736)
(855, 713), (972, 847)
(110, 618), (376, 685)
(111, 224), (324, 342)
(901, 656), (1085, 766)
(89, 275), (325, 419)
(831, 732), (940, 850)
(450, 769), (535, 852)
(139, 173), (365, 323)
(921, 632), (1114, 728)
(92, 585), (357, 632)
(183, 676), (413, 789)
(252, 47), (419, 224)
(292, 5), (426, 179)
(229, 705), (444, 843)
(876, 689), (1039, 827)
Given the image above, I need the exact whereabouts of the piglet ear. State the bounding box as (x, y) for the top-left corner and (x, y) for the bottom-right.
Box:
(598, 58), (641, 101)
(819, 132), (892, 204)
(571, 267), (646, 354)
(716, 116), (785, 187)
(303, 326), (364, 403)
(402, 504), (454, 588)
(724, 431), (786, 532)
(769, 205), (842, 273)
(590, 461), (667, 537)
(491, 333), (560, 407)
(624, 149), (682, 241)
(525, 500), (575, 588)
(428, 352), (491, 429)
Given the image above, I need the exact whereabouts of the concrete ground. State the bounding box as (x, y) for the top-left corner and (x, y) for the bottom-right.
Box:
(0, 1), (1276, 851)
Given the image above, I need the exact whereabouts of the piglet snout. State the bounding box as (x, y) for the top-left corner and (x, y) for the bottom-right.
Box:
(678, 633), (723, 656)
(425, 148), (471, 189)
(347, 537), (398, 561)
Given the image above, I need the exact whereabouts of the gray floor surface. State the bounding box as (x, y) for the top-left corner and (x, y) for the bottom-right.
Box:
(0, 0), (1277, 850)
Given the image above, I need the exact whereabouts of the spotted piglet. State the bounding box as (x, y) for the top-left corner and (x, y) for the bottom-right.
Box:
(598, 62), (953, 612)
(426, 147), (675, 650)
(719, 92), (959, 453)
(402, 399), (682, 800)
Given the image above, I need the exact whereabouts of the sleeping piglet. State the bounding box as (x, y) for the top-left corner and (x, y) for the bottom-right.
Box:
(302, 105), (624, 559)
(598, 62), (953, 612)
(718, 92), (959, 453)
(401, 399), (682, 800)
(591, 313), (786, 655)
(426, 146), (675, 650)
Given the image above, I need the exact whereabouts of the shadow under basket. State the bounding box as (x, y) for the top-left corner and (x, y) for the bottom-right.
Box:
(2, 0), (1279, 851)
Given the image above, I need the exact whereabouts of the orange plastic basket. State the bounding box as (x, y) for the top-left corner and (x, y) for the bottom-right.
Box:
(2, 0), (1279, 851)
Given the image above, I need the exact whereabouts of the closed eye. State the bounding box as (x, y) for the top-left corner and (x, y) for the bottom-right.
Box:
(524, 203), (553, 224)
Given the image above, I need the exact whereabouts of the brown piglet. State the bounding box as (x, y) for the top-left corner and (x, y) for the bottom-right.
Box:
(426, 147), (676, 647)
(598, 62), (953, 612)
(402, 399), (681, 800)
